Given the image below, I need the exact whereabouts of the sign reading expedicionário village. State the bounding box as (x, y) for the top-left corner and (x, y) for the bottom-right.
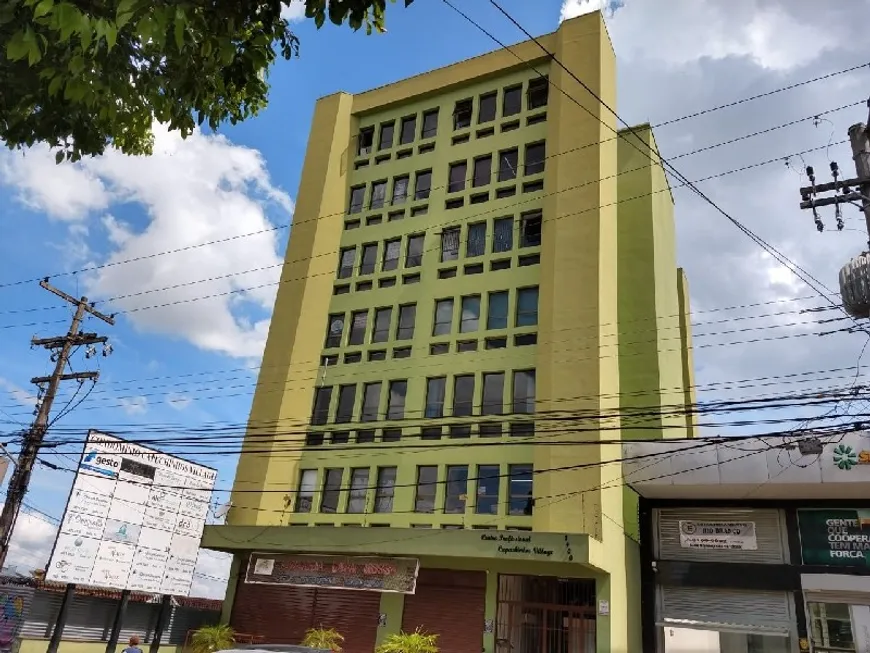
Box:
(244, 553), (420, 594)
(798, 509), (870, 566)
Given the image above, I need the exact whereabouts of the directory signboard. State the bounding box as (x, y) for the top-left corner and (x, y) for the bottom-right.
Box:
(45, 430), (216, 595)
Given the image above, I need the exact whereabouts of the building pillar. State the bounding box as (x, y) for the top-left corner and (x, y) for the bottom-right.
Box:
(483, 570), (498, 653)
(376, 592), (404, 647)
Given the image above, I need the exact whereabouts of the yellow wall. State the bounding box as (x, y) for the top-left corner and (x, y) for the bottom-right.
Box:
(19, 641), (183, 653)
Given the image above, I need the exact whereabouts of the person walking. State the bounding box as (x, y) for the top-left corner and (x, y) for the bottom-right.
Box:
(123, 636), (143, 653)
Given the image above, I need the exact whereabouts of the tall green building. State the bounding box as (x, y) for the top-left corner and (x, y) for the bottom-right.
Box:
(203, 11), (696, 653)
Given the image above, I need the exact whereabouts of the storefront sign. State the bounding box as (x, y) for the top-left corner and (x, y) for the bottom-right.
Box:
(244, 553), (419, 593)
(798, 509), (870, 566)
(480, 533), (554, 557)
(832, 444), (870, 471)
(678, 520), (758, 550)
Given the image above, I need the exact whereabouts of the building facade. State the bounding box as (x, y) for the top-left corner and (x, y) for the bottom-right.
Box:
(625, 431), (870, 653)
(204, 12), (695, 653)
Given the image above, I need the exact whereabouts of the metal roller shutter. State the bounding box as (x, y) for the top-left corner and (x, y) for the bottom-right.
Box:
(231, 578), (316, 644)
(311, 588), (380, 653)
(402, 569), (486, 653)
(656, 508), (787, 563)
(657, 586), (793, 635)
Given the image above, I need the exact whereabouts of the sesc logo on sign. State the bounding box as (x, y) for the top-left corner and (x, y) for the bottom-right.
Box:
(81, 449), (121, 478)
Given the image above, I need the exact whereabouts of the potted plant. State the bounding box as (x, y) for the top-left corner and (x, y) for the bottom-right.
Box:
(301, 626), (345, 652)
(191, 624), (236, 653)
(375, 629), (439, 653)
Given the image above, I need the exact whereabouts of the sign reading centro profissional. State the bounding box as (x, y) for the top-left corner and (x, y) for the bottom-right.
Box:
(245, 553), (419, 594)
(798, 509), (870, 566)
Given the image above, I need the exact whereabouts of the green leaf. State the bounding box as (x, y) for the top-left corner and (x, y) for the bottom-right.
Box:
(33, 0), (54, 19)
(55, 150), (65, 164)
(116, 0), (136, 21)
(47, 75), (64, 96)
(104, 22), (117, 50)
(5, 30), (30, 62)
(314, 11), (325, 28)
(54, 3), (81, 42)
(174, 13), (185, 50)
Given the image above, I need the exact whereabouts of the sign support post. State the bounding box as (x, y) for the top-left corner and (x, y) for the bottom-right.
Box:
(105, 589), (131, 653)
(46, 584), (75, 653)
(148, 595), (173, 653)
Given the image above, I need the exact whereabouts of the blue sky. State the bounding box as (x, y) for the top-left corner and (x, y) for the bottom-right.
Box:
(2, 0), (870, 596)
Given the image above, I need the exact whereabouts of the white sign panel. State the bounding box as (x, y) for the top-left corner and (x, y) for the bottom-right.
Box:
(678, 520), (758, 550)
(45, 431), (216, 596)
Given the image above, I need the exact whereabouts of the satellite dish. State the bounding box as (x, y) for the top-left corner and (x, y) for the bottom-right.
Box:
(214, 502), (233, 519)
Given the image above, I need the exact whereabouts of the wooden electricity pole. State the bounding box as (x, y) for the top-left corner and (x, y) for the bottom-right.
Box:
(0, 279), (114, 569)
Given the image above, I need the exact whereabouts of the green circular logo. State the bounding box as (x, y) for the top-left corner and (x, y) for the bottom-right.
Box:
(834, 444), (858, 470)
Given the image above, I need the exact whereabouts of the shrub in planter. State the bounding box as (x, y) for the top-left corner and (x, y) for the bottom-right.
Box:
(375, 629), (439, 653)
(301, 626), (345, 653)
(191, 624), (236, 653)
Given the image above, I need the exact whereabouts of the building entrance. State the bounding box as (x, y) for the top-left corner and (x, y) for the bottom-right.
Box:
(495, 575), (596, 653)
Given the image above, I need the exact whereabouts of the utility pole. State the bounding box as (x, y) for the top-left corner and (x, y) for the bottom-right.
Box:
(0, 279), (114, 569)
(797, 98), (870, 318)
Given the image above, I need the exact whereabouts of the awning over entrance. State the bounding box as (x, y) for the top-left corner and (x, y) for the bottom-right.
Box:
(624, 431), (870, 499)
(202, 525), (590, 565)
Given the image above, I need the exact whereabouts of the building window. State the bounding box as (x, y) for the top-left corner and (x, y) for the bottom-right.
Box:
(400, 115), (416, 145)
(415, 466), (438, 513)
(516, 287), (539, 327)
(325, 313), (344, 347)
(349, 186), (365, 214)
(503, 85), (522, 117)
(370, 180), (387, 210)
(439, 227), (460, 262)
(445, 465), (468, 514)
(487, 291), (508, 330)
(379, 239), (400, 272)
(335, 384), (356, 424)
(406, 234), (424, 267)
(524, 142), (546, 176)
(415, 170), (431, 200)
(478, 92), (497, 123)
(520, 211), (542, 247)
(361, 382), (382, 422)
(508, 464), (533, 515)
(396, 304), (416, 340)
(421, 109), (439, 138)
(425, 377), (446, 418)
(387, 380), (407, 420)
(448, 161), (467, 193)
(360, 243), (377, 275)
(358, 127), (374, 156)
(294, 470), (317, 513)
(372, 307), (392, 343)
(321, 468), (343, 513)
(467, 222), (486, 257)
(392, 176), (409, 205)
(379, 121), (394, 150)
(482, 372), (505, 415)
(453, 374), (475, 417)
(347, 468), (369, 514)
(374, 467), (397, 513)
(473, 155), (492, 188)
(527, 77), (549, 110)
(498, 148), (518, 182)
(347, 310), (368, 346)
(453, 99), (472, 130)
(475, 465), (499, 514)
(338, 247), (356, 279)
(433, 299), (454, 336)
(493, 217), (513, 252)
(460, 295), (481, 333)
(513, 370), (536, 414)
(310, 386), (333, 426)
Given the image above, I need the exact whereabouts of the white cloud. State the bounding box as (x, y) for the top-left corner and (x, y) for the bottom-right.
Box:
(0, 378), (37, 408)
(191, 549), (232, 600)
(281, 1), (307, 22)
(560, 0), (603, 22)
(118, 396), (148, 415)
(5, 513), (56, 573)
(0, 123), (292, 359)
(167, 393), (193, 410)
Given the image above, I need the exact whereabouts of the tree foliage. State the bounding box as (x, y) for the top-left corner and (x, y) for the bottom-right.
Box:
(0, 0), (415, 162)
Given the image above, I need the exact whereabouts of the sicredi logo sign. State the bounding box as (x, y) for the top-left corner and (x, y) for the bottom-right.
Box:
(81, 448), (120, 477)
(832, 444), (870, 471)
